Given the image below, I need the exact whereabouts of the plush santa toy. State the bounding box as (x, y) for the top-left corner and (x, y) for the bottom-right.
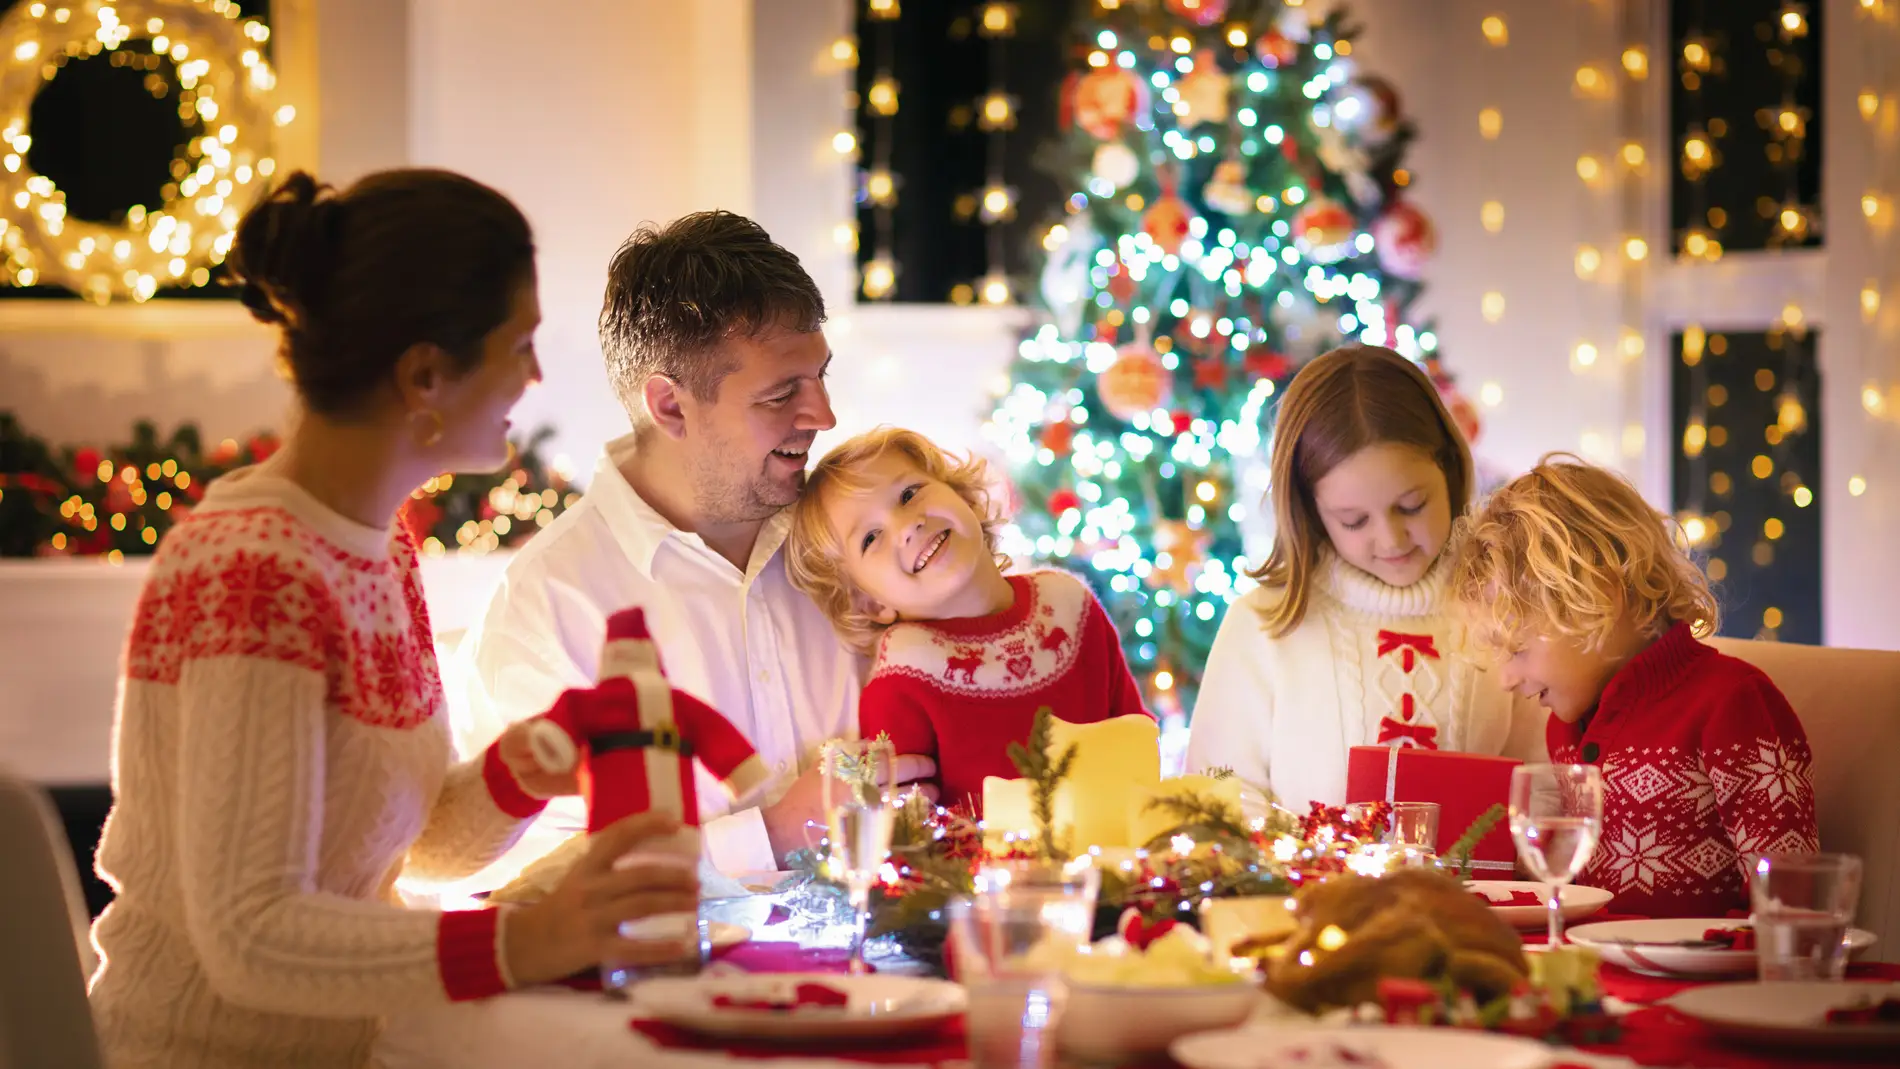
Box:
(526, 607), (772, 860)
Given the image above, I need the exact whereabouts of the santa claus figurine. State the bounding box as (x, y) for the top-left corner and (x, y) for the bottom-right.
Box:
(526, 606), (772, 861)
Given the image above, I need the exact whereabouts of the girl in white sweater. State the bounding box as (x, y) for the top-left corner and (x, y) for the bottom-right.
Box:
(1185, 346), (1541, 809)
(89, 171), (700, 1069)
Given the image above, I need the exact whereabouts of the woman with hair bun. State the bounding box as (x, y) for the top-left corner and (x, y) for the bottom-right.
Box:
(88, 170), (699, 1068)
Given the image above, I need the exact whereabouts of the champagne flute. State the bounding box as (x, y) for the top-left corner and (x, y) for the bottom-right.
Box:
(1508, 763), (1604, 946)
(821, 738), (897, 975)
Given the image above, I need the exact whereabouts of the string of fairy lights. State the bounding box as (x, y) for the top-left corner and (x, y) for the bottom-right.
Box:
(968, 2), (1016, 307)
(1853, 0), (1898, 503)
(853, 0), (897, 301)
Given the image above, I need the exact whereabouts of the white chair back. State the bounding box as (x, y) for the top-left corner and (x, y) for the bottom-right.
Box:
(0, 770), (103, 1069)
(1709, 638), (1900, 962)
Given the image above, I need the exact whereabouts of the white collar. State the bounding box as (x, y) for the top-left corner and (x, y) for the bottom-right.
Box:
(588, 432), (791, 582)
(200, 461), (395, 560)
(1318, 548), (1449, 620)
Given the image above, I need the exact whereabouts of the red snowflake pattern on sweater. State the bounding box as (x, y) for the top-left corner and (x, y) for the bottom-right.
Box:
(1548, 623), (1818, 917)
(125, 505), (441, 730)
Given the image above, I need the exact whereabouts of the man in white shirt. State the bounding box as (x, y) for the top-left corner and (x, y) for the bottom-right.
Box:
(451, 211), (901, 883)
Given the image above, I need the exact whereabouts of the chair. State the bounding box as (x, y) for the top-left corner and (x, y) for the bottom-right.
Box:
(1709, 638), (1900, 963)
(0, 770), (104, 1069)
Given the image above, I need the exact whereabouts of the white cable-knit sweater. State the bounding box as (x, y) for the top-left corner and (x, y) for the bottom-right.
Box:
(1185, 552), (1545, 809)
(89, 464), (549, 1069)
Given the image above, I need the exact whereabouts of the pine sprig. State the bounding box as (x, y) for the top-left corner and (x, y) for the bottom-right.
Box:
(1138, 788), (1252, 852)
(1006, 707), (1077, 859)
(1446, 802), (1506, 879)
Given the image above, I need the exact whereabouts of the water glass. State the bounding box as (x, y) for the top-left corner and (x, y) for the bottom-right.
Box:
(1750, 851), (1863, 981)
(821, 738), (898, 975)
(1507, 764), (1604, 946)
(948, 859), (1098, 1069)
(1347, 801), (1441, 853)
(599, 832), (707, 994)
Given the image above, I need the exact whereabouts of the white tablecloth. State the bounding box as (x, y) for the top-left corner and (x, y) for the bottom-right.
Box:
(372, 988), (929, 1069)
(0, 553), (511, 784)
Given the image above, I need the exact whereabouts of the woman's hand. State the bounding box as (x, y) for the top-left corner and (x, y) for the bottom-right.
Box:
(495, 718), (580, 799)
(500, 811), (701, 987)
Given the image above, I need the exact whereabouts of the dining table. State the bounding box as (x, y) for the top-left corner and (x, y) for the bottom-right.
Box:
(371, 902), (1900, 1069)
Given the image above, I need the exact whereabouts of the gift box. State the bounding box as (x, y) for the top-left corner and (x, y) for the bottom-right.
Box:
(1345, 746), (1518, 874)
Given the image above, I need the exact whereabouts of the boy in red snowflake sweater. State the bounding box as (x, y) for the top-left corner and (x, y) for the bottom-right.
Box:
(1450, 454), (1819, 918)
(787, 428), (1150, 814)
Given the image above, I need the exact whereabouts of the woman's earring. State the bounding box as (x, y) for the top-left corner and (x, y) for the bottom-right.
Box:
(412, 408), (444, 448)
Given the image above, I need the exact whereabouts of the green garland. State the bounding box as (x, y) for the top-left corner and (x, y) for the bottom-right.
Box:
(0, 411), (577, 559)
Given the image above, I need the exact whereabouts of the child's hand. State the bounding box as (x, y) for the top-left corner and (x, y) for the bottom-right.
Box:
(889, 754), (940, 806)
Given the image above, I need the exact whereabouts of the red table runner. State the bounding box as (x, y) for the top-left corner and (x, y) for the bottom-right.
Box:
(625, 934), (1900, 1068)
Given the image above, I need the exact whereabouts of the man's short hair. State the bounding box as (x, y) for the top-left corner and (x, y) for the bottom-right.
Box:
(599, 211), (826, 417)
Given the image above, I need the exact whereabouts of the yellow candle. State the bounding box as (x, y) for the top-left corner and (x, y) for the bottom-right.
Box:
(981, 776), (1036, 852)
(1048, 714), (1161, 850)
(1127, 774), (1247, 849)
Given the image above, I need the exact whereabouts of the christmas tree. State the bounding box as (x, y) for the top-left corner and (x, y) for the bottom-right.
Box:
(985, 0), (1475, 725)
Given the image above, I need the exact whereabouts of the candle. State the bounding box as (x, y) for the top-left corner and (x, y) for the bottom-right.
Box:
(981, 776), (1038, 851)
(1126, 773), (1247, 849)
(1048, 715), (1161, 850)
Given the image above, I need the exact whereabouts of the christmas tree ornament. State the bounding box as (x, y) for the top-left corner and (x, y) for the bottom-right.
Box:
(1142, 171), (1197, 255)
(1175, 50), (1231, 127)
(1277, 5), (1317, 43)
(1164, 0), (1229, 27)
(1201, 158), (1255, 216)
(1047, 488), (1083, 516)
(1069, 66), (1149, 141)
(1293, 196), (1358, 263)
(1314, 126), (1380, 207)
(1091, 142), (1141, 190)
(1355, 77), (1406, 147)
(1150, 519), (1211, 593)
(1243, 349), (1293, 383)
(1040, 418), (1077, 455)
(527, 608), (772, 850)
(1098, 343), (1175, 421)
(1193, 355), (1230, 391)
(1255, 28), (1300, 68)
(1371, 200), (1437, 280)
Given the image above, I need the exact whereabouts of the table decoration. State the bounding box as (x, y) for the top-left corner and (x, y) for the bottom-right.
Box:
(788, 709), (1513, 969)
(1566, 917), (1878, 978)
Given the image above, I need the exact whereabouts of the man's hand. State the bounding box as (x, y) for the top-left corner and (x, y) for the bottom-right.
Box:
(495, 719), (580, 799)
(759, 755), (941, 864)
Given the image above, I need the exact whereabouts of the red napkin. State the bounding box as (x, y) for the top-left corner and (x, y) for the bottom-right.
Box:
(554, 941), (871, 992)
(1475, 889), (1544, 907)
(628, 1018), (966, 1063)
(1701, 925), (1756, 950)
(711, 981), (849, 1012)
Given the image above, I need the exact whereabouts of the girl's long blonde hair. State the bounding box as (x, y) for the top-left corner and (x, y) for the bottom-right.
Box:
(1249, 345), (1474, 637)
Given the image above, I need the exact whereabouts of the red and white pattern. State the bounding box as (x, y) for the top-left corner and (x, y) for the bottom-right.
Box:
(1549, 623), (1818, 918)
(861, 570), (1149, 814)
(90, 468), (542, 1069)
(1372, 629), (1442, 749)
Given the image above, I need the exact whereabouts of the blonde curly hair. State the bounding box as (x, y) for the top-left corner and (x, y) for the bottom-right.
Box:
(785, 426), (1007, 654)
(1450, 453), (1719, 653)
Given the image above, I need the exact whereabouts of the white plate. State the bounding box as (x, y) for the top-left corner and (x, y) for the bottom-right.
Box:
(1172, 1024), (1556, 1069)
(1567, 918), (1878, 977)
(707, 921), (749, 951)
(632, 972), (966, 1041)
(1466, 881), (1613, 929)
(1666, 981), (1900, 1050)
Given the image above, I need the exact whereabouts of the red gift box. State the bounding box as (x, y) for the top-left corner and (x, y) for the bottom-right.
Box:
(1345, 745), (1519, 874)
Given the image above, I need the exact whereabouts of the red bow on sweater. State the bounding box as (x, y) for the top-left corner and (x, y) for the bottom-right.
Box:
(1376, 630), (1441, 672)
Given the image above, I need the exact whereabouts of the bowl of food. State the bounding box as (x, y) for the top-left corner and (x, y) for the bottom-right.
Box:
(1049, 917), (1265, 1063)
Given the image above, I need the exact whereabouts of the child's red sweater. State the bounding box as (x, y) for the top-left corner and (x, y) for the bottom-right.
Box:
(859, 570), (1150, 814)
(1548, 622), (1819, 918)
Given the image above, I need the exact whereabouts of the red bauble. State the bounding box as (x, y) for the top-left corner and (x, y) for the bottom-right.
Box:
(74, 448), (101, 479)
(1292, 196), (1357, 263)
(1255, 28), (1299, 68)
(1371, 199), (1437, 280)
(1047, 488), (1083, 516)
(1097, 344), (1175, 421)
(1192, 356), (1228, 390)
(1243, 350), (1292, 382)
(1166, 409), (1194, 436)
(1040, 419), (1076, 454)
(1164, 0), (1228, 26)
(247, 434), (281, 462)
(1069, 67), (1148, 141)
(1142, 194), (1195, 255)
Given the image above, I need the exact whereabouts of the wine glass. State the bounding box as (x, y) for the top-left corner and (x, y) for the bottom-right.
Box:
(821, 738), (898, 975)
(1508, 763), (1604, 946)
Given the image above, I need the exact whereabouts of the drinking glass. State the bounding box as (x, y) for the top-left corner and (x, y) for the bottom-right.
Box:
(948, 857), (1098, 1069)
(599, 830), (707, 995)
(821, 738), (898, 975)
(1347, 801), (1441, 853)
(1749, 851), (1863, 981)
(1507, 764), (1604, 946)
